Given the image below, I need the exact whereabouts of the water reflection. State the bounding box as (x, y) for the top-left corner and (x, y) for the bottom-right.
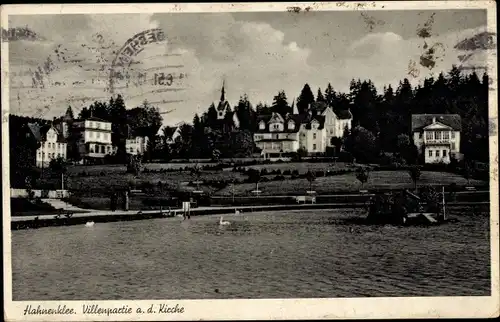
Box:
(12, 209), (490, 300)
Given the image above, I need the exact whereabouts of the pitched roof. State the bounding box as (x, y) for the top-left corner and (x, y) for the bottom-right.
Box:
(86, 116), (108, 122)
(217, 100), (230, 111)
(163, 126), (178, 138)
(255, 113), (326, 133)
(27, 123), (66, 143)
(255, 113), (301, 133)
(303, 115), (326, 130)
(411, 114), (462, 131)
(314, 102), (352, 120)
(334, 109), (353, 120)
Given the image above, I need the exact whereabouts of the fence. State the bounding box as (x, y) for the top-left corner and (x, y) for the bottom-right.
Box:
(10, 188), (69, 199)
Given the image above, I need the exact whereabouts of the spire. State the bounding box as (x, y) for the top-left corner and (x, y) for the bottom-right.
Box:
(220, 79), (226, 102)
(292, 98), (298, 115)
(64, 106), (74, 120)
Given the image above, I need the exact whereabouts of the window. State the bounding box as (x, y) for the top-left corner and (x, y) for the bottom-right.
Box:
(419, 132), (422, 139)
(97, 132), (101, 139)
(451, 142), (456, 151)
(435, 131), (442, 140)
(101, 145), (105, 153)
(259, 122), (265, 130)
(96, 122), (100, 129)
(273, 124), (280, 130)
(89, 121), (93, 128)
(451, 131), (456, 139)
(443, 131), (450, 139)
(436, 150), (440, 157)
(313, 133), (317, 139)
(426, 131), (433, 140)
(443, 150), (447, 157)
(428, 150), (433, 157)
(90, 131), (94, 138)
(313, 144), (317, 150)
(288, 122), (294, 130)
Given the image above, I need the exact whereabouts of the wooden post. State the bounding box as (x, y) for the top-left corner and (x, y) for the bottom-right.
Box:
(442, 186), (446, 221)
(232, 180), (235, 204)
(61, 173), (64, 191)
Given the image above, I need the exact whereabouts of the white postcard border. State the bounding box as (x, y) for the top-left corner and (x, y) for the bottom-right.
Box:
(2, 1), (499, 321)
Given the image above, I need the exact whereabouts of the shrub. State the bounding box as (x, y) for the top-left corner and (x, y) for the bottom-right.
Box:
(337, 151), (354, 163)
(419, 186), (442, 213)
(355, 167), (369, 189)
(315, 170), (325, 177)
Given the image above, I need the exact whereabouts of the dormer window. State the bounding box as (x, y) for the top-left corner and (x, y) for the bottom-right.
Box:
(259, 121), (265, 130)
(288, 121), (295, 130)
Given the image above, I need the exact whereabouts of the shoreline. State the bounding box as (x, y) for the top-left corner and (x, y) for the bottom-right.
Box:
(11, 201), (490, 230)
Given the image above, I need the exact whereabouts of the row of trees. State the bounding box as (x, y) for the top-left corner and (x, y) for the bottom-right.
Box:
(163, 65), (489, 164)
(75, 95), (163, 161)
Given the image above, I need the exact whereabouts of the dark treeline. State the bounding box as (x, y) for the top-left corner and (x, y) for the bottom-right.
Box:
(172, 65), (489, 164)
(76, 94), (163, 161)
(9, 65), (490, 172)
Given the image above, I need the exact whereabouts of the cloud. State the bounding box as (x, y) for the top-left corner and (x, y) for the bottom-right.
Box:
(7, 14), (492, 126)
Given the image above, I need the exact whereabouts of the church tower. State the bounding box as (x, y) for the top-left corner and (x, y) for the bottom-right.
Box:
(216, 80), (230, 120)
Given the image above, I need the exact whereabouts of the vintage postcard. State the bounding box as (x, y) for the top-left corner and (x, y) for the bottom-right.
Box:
(1, 1), (499, 321)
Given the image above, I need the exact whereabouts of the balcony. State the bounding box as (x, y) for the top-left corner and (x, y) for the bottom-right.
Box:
(425, 139), (451, 144)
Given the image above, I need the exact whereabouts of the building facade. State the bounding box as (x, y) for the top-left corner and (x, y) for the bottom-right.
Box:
(320, 104), (353, 147)
(72, 116), (114, 162)
(126, 136), (149, 155)
(299, 115), (327, 154)
(254, 103), (353, 159)
(411, 114), (462, 164)
(254, 113), (301, 159)
(27, 123), (67, 168)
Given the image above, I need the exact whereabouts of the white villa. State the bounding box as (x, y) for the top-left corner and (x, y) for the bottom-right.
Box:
(411, 114), (462, 164)
(254, 102), (353, 159)
(126, 136), (149, 155)
(27, 123), (67, 168)
(72, 116), (114, 163)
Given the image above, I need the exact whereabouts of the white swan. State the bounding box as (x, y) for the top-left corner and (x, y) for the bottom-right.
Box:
(85, 221), (95, 227)
(219, 216), (231, 226)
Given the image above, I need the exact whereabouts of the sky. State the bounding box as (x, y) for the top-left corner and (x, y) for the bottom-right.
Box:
(6, 9), (492, 126)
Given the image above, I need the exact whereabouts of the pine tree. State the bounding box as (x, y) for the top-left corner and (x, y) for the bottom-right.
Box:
(297, 84), (315, 114)
(324, 83), (336, 107)
(271, 90), (290, 116)
(206, 103), (217, 129)
(235, 94), (253, 130)
(316, 88), (325, 102)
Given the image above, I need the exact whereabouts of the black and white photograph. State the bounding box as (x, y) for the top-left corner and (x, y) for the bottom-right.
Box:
(2, 2), (498, 320)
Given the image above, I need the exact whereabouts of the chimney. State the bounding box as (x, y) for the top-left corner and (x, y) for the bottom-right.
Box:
(432, 116), (436, 123)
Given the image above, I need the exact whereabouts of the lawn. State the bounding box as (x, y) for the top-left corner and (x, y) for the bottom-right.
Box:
(231, 162), (359, 172)
(61, 171), (245, 196)
(215, 170), (486, 196)
(66, 163), (218, 175)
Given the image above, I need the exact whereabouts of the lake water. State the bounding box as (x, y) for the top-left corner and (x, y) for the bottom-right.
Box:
(12, 208), (490, 300)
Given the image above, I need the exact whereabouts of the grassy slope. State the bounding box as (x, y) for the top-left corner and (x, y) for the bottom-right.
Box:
(215, 171), (486, 196)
